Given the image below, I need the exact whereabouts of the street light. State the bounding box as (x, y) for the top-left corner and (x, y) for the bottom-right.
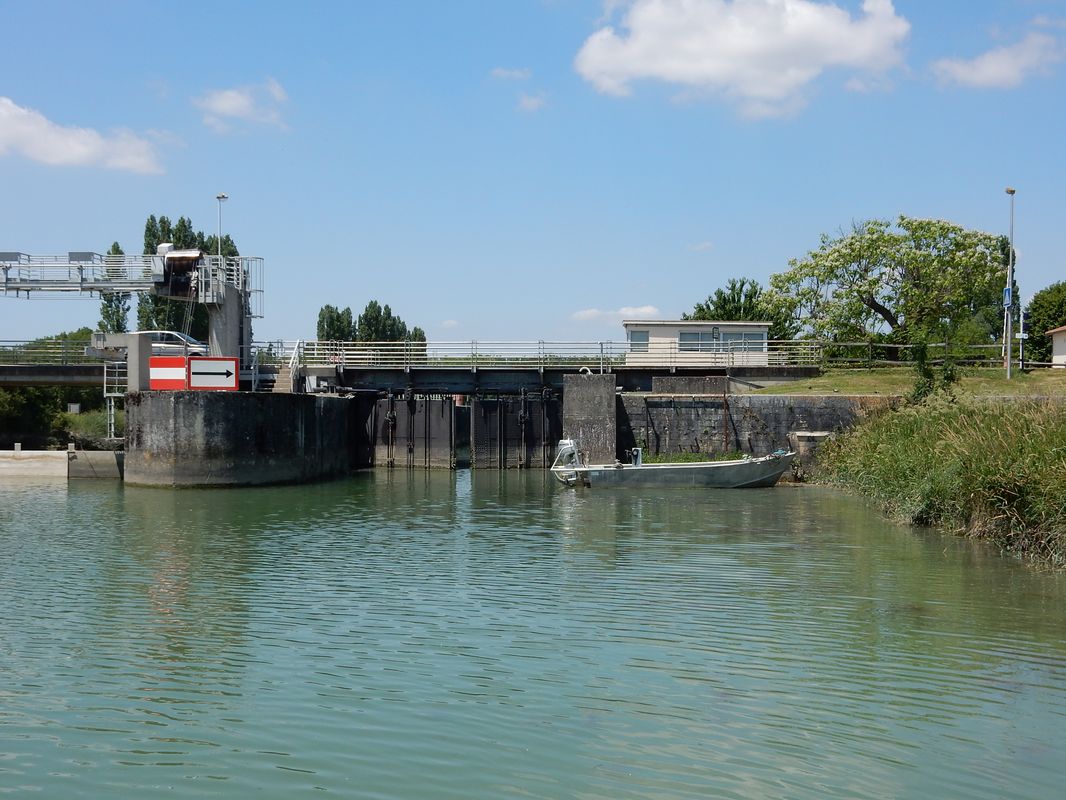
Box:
(1005, 187), (1016, 380)
(216, 192), (228, 262)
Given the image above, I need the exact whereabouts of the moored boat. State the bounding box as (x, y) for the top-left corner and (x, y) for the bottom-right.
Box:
(550, 439), (795, 488)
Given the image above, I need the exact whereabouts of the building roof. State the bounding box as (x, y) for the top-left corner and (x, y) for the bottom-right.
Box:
(1047, 325), (1066, 336)
(622, 319), (771, 328)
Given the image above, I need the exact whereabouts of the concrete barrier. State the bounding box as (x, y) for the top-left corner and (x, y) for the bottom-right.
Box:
(68, 450), (125, 479)
(0, 450), (68, 478)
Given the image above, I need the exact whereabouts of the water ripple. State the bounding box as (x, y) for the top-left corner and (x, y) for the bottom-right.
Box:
(1, 475), (1065, 797)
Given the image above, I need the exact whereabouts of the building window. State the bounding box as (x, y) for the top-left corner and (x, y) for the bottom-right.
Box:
(628, 330), (649, 353)
(679, 331), (721, 352)
(727, 332), (767, 351)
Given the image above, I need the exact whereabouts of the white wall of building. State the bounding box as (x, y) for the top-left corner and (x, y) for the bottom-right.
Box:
(622, 320), (771, 367)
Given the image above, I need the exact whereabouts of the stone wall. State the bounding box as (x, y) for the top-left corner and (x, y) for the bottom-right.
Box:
(619, 393), (898, 472)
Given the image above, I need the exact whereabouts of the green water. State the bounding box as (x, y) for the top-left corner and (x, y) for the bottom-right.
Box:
(1, 472), (1064, 799)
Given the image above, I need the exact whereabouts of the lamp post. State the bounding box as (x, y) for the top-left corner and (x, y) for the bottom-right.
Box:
(1005, 187), (1015, 379)
(216, 193), (228, 262)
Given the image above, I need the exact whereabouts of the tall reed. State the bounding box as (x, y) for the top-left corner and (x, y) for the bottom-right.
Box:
(818, 397), (1066, 565)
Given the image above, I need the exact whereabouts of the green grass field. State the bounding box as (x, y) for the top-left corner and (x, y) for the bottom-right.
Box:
(754, 367), (1066, 397)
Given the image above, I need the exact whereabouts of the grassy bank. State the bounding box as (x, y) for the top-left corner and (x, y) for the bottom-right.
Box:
(754, 367), (1066, 397)
(818, 397), (1066, 565)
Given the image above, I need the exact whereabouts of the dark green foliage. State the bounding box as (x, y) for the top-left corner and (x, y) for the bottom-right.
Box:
(1025, 281), (1066, 365)
(317, 305), (355, 341)
(684, 278), (798, 340)
(316, 301), (425, 342)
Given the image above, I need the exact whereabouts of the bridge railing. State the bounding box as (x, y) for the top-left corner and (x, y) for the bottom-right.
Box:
(0, 338), (95, 365)
(252, 339), (823, 370)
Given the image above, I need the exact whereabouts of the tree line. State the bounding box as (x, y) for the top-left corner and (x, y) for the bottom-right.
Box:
(316, 301), (425, 343)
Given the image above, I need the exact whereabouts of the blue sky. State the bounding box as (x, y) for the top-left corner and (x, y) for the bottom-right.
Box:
(2, 0), (1064, 343)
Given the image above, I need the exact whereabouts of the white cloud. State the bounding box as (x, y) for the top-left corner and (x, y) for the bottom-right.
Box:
(490, 67), (532, 80)
(0, 97), (162, 174)
(931, 32), (1063, 89)
(518, 92), (547, 112)
(572, 305), (660, 321)
(194, 78), (288, 132)
(1033, 16), (1066, 31)
(575, 0), (910, 117)
(441, 319), (459, 329)
(689, 241), (714, 252)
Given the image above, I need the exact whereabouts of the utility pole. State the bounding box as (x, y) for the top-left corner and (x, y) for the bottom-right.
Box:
(1005, 187), (1015, 379)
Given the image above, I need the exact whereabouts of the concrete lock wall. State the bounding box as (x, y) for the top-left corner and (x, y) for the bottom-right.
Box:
(619, 393), (897, 473)
(124, 391), (356, 487)
(562, 373), (617, 463)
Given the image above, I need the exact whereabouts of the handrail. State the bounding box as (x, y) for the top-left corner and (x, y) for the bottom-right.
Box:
(0, 337), (1052, 370)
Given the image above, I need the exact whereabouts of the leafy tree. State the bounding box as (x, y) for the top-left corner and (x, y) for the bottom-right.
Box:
(684, 277), (798, 340)
(98, 241), (130, 333)
(355, 301), (425, 342)
(767, 216), (1005, 346)
(317, 305), (355, 340)
(1025, 280), (1066, 365)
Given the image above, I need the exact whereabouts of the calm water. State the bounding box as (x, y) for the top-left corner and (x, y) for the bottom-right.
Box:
(1, 472), (1065, 799)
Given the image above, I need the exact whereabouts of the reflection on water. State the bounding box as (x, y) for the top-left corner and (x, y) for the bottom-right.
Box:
(1, 473), (1065, 798)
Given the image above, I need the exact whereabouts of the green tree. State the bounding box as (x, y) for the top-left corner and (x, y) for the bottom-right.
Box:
(355, 300), (424, 342)
(684, 277), (798, 340)
(767, 216), (1004, 345)
(1025, 281), (1066, 365)
(98, 241), (130, 333)
(317, 305), (355, 340)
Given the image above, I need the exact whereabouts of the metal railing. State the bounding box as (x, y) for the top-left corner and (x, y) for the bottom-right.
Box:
(0, 338), (96, 365)
(1, 337), (1054, 371)
(0, 252), (265, 318)
(253, 339), (824, 371)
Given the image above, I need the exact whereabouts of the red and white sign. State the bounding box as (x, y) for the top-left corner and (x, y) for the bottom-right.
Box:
(188, 357), (239, 391)
(149, 356), (189, 390)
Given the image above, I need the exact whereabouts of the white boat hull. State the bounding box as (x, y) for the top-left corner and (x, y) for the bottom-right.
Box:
(550, 440), (794, 489)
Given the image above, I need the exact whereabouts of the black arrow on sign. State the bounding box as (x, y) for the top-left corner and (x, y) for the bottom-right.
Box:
(191, 368), (234, 378)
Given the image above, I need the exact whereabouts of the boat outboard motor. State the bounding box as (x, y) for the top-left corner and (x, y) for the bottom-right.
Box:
(631, 447), (643, 466)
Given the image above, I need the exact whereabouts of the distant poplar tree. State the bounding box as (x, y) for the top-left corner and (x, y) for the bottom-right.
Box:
(317, 305), (355, 340)
(98, 241), (130, 333)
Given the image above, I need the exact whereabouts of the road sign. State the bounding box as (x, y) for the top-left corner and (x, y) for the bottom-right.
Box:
(1016, 332), (1029, 339)
(149, 356), (189, 390)
(188, 357), (239, 391)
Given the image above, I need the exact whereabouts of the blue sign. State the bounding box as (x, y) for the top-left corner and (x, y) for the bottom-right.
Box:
(1003, 286), (1012, 306)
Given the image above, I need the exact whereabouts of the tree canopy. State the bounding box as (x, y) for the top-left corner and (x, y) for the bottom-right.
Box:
(316, 301), (426, 342)
(683, 277), (798, 340)
(317, 305), (355, 341)
(766, 216), (1006, 345)
(1025, 281), (1066, 364)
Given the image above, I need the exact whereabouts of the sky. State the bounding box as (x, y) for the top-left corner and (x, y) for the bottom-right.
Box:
(2, 0), (1064, 343)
